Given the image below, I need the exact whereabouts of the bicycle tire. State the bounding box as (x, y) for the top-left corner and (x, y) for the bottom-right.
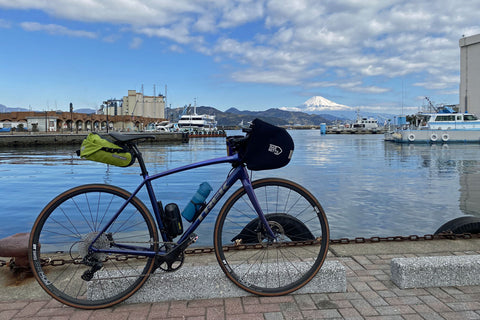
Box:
(28, 184), (159, 309)
(214, 178), (329, 296)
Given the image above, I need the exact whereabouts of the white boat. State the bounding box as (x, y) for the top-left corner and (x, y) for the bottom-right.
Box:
(145, 120), (176, 132)
(177, 104), (217, 132)
(385, 107), (480, 143)
(353, 113), (379, 130)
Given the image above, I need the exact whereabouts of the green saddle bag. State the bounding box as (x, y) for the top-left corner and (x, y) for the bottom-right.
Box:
(78, 133), (135, 167)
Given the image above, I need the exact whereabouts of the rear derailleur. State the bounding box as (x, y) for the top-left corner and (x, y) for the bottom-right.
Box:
(81, 255), (103, 281)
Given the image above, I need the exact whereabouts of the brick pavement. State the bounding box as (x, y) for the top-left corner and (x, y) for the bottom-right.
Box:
(1, 252), (480, 319)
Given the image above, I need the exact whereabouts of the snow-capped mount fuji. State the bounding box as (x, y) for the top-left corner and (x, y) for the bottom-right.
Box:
(303, 96), (353, 111)
(281, 96), (395, 122)
(280, 96), (353, 113)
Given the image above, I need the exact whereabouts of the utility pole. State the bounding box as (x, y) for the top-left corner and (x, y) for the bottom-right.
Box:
(69, 103), (73, 133)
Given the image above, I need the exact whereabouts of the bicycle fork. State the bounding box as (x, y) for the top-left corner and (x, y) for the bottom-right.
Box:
(176, 165), (278, 247)
(238, 170), (278, 242)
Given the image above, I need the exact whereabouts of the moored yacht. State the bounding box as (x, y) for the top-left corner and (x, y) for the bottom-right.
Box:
(385, 106), (480, 143)
(178, 114), (217, 132)
(177, 104), (218, 132)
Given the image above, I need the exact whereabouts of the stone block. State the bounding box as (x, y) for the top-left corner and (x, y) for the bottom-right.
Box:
(391, 255), (480, 289)
(124, 260), (346, 303)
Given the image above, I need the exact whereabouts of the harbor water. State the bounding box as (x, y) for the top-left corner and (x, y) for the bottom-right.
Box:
(1, 130), (480, 246)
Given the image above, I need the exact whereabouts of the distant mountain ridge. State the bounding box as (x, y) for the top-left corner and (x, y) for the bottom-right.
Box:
(2, 95), (395, 126)
(168, 106), (339, 126)
(0, 104), (29, 112)
(0, 104), (97, 114)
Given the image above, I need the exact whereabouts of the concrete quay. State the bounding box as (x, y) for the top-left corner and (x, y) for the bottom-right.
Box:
(1, 238), (480, 319)
(0, 131), (188, 147)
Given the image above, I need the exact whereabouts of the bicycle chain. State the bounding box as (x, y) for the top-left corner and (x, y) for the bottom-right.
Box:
(1, 232), (478, 267)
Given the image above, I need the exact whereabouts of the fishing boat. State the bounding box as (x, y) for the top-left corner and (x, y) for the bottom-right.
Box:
(385, 106), (480, 143)
(353, 112), (379, 130)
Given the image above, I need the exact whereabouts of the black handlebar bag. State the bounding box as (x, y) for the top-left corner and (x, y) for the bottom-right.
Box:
(243, 119), (294, 171)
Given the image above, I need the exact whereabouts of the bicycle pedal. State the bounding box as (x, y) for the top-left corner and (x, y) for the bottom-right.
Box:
(187, 233), (199, 245)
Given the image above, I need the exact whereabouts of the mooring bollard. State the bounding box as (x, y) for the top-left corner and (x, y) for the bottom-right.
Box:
(0, 233), (30, 271)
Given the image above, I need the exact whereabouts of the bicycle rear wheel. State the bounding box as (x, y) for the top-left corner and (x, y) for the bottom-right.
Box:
(214, 178), (329, 296)
(29, 184), (158, 309)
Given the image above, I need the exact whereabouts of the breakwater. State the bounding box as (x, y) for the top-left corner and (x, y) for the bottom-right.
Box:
(0, 132), (189, 147)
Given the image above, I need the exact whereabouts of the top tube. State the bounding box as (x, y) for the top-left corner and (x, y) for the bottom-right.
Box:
(145, 153), (240, 182)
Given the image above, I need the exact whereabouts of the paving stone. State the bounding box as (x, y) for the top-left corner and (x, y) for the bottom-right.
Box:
(2, 245), (480, 319)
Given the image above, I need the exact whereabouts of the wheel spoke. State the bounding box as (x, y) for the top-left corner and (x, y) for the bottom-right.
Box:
(215, 178), (329, 295)
(29, 184), (158, 309)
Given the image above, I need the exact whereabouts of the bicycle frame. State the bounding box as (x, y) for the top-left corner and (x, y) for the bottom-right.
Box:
(90, 148), (276, 257)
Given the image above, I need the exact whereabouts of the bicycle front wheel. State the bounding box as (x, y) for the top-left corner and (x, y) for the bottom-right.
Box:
(214, 178), (329, 296)
(29, 184), (159, 309)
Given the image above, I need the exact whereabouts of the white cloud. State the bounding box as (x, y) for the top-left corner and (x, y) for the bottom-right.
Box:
(232, 69), (300, 85)
(129, 37), (143, 49)
(102, 34), (121, 43)
(350, 86), (390, 94)
(217, 0), (264, 29)
(3, 0), (480, 99)
(20, 22), (97, 38)
(135, 19), (205, 46)
(168, 44), (184, 53)
(306, 80), (389, 94)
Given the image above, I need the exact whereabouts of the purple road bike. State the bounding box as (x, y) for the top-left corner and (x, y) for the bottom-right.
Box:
(28, 119), (329, 309)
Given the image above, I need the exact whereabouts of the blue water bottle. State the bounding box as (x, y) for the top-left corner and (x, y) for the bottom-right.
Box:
(181, 182), (213, 222)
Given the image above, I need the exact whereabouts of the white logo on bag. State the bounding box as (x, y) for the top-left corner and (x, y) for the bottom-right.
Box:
(268, 144), (283, 155)
(112, 154), (127, 160)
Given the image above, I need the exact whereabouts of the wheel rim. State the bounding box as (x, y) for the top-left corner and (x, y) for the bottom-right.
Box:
(214, 179), (329, 295)
(29, 185), (157, 309)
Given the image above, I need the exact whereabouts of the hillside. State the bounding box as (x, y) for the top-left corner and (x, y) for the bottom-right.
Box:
(170, 106), (337, 126)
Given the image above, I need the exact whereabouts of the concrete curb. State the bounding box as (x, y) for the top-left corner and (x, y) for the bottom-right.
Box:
(391, 254), (480, 289)
(125, 260), (346, 303)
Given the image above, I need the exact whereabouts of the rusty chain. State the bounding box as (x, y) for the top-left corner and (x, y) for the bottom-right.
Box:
(1, 232), (478, 268)
(328, 232), (480, 244)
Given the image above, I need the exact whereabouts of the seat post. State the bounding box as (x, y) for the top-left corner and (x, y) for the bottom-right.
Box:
(131, 144), (149, 177)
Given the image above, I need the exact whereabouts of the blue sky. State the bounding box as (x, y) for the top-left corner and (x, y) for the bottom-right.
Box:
(1, 1), (480, 114)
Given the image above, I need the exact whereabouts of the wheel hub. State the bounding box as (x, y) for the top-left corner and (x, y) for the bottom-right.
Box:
(257, 220), (286, 245)
(75, 232), (110, 261)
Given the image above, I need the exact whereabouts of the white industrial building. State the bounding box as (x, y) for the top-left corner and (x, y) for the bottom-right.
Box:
(122, 90), (165, 119)
(104, 90), (166, 119)
(459, 34), (480, 115)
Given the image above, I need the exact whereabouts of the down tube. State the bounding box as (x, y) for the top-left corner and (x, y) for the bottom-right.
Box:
(177, 166), (245, 243)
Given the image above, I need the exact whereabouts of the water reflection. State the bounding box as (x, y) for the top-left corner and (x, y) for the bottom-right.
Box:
(2, 132), (480, 242)
(384, 142), (480, 219)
